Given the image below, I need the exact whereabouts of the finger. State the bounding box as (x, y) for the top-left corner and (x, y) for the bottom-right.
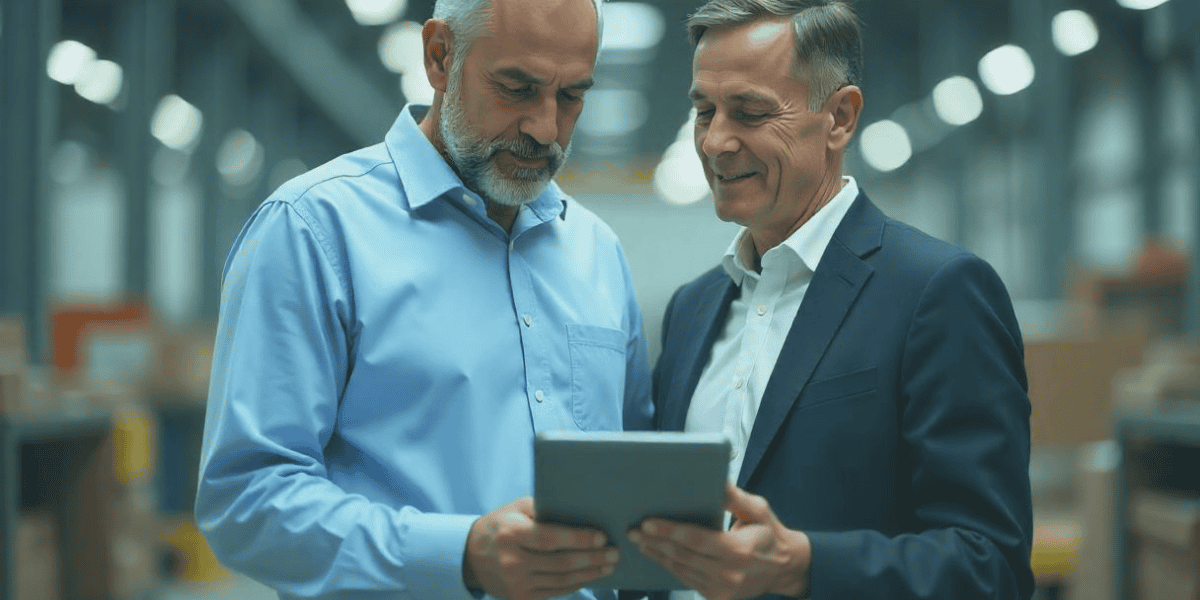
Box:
(524, 523), (608, 552)
(528, 547), (620, 574)
(530, 563), (617, 596)
(726, 484), (771, 524)
(635, 520), (721, 558)
(636, 540), (715, 590)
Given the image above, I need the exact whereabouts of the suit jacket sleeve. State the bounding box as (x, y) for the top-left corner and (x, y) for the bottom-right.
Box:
(805, 252), (1035, 599)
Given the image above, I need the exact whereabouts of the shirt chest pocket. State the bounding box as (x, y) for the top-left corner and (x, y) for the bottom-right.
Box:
(566, 324), (627, 431)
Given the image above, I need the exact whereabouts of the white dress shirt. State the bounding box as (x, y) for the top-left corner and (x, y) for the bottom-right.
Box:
(671, 177), (858, 600)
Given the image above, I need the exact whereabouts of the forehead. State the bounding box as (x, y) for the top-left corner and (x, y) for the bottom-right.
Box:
(471, 0), (598, 81)
(691, 18), (803, 103)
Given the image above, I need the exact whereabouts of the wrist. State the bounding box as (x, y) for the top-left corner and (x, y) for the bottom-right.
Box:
(772, 528), (812, 598)
(462, 518), (481, 590)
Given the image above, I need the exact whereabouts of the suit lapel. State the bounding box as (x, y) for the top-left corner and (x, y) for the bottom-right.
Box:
(736, 193), (884, 488)
(661, 273), (738, 432)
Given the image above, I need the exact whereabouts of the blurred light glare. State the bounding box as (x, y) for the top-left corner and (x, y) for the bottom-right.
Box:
(1116, 0), (1170, 9)
(932, 76), (983, 126)
(74, 59), (123, 105)
(401, 73), (435, 105)
(601, 3), (665, 52)
(978, 45), (1036, 96)
(1052, 10), (1099, 56)
(151, 95), (204, 151)
(217, 129), (265, 187)
(579, 89), (649, 137)
(47, 40), (97, 84)
(860, 120), (913, 172)
(654, 140), (709, 206)
(379, 21), (424, 74)
(346, 0), (406, 25)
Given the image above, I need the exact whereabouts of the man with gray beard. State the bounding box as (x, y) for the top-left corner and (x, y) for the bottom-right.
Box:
(195, 0), (652, 598)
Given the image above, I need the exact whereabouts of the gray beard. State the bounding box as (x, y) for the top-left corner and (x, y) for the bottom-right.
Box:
(437, 68), (571, 207)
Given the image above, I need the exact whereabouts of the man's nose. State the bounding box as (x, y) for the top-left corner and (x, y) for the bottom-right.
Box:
(519, 95), (559, 147)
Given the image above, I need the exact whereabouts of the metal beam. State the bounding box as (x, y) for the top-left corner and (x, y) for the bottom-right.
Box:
(1, 0), (58, 366)
(222, 0), (396, 148)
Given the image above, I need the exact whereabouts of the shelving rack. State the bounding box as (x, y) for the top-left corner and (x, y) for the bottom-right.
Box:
(1111, 405), (1200, 600)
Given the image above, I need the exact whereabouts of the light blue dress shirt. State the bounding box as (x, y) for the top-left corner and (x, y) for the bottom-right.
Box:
(195, 104), (654, 600)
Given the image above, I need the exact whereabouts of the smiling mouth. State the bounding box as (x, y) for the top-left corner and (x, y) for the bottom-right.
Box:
(717, 172), (755, 183)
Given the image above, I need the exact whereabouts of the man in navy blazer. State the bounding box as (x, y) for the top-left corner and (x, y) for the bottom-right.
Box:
(625, 1), (1034, 599)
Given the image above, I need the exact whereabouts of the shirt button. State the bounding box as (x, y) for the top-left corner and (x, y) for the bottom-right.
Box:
(756, 304), (767, 316)
(523, 314), (532, 327)
(509, 240), (514, 252)
(535, 390), (545, 402)
(733, 376), (743, 389)
(462, 193), (476, 206)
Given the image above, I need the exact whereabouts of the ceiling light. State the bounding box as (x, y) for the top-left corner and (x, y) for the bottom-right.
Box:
(860, 120), (912, 172)
(1052, 10), (1099, 56)
(932, 76), (983, 126)
(978, 44), (1036, 96)
(346, 0), (406, 26)
(74, 59), (124, 105)
(1115, 0), (1170, 9)
(151, 95), (204, 151)
(379, 21), (424, 74)
(601, 3), (665, 52)
(47, 40), (96, 85)
(216, 129), (265, 187)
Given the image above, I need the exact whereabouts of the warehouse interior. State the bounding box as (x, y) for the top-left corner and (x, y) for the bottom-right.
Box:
(2, 0), (1200, 598)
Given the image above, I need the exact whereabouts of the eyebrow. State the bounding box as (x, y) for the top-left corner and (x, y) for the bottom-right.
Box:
(495, 67), (594, 91)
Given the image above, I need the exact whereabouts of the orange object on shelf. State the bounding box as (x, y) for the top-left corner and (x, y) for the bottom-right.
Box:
(51, 302), (151, 376)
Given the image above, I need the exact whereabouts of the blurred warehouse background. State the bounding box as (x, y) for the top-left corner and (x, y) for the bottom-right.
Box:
(1, 0), (1200, 598)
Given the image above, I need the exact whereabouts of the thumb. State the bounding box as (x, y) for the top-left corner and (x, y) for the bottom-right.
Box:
(725, 483), (770, 525)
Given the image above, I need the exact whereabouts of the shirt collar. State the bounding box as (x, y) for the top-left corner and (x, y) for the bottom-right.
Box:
(721, 176), (860, 285)
(385, 103), (568, 222)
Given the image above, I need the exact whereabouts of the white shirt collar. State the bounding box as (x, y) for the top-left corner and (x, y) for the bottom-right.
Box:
(721, 176), (860, 285)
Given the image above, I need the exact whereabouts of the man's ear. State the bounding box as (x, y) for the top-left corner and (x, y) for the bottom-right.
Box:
(827, 85), (863, 152)
(423, 20), (453, 93)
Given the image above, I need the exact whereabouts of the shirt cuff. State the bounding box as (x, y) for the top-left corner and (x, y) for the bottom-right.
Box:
(400, 512), (479, 600)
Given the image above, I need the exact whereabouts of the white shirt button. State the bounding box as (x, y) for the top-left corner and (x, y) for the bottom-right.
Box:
(462, 193), (476, 206)
(523, 314), (532, 327)
(535, 390), (545, 402)
(509, 240), (514, 251)
(733, 376), (743, 389)
(756, 304), (768, 316)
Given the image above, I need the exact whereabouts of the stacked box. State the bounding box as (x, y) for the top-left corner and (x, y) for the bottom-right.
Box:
(16, 511), (61, 600)
(1131, 490), (1200, 599)
(0, 317), (27, 414)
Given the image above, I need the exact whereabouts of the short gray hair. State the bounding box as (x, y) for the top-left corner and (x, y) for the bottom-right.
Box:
(432, 0), (605, 76)
(687, 0), (862, 111)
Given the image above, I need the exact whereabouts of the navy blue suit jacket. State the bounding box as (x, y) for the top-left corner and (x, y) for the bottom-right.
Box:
(650, 192), (1034, 599)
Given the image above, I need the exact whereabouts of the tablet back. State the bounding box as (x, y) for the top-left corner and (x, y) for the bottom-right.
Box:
(534, 431), (731, 591)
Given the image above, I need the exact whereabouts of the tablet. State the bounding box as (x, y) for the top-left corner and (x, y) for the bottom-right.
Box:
(533, 430), (731, 591)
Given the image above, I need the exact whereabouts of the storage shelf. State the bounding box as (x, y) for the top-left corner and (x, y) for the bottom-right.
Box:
(1112, 405), (1200, 600)
(1, 410), (116, 600)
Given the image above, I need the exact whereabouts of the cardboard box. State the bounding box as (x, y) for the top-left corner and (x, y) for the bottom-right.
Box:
(1067, 441), (1118, 600)
(0, 317), (28, 414)
(16, 511), (61, 600)
(1130, 490), (1200, 552)
(1025, 328), (1147, 446)
(1134, 538), (1200, 600)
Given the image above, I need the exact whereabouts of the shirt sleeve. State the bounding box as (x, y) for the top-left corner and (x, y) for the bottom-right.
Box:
(194, 199), (478, 600)
(805, 253), (1035, 599)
